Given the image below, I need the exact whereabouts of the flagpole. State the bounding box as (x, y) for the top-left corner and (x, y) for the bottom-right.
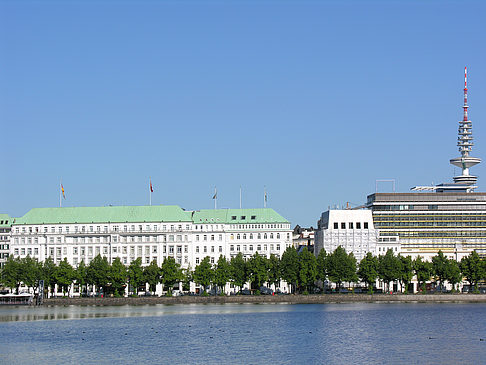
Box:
(149, 177), (152, 206)
(264, 186), (267, 208)
(60, 178), (62, 208)
(214, 187), (217, 209)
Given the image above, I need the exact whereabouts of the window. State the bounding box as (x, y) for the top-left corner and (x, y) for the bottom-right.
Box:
(219, 246), (222, 253)
(204, 246), (207, 253)
(219, 234), (222, 241)
(364, 222), (369, 229)
(356, 222), (361, 229)
(211, 246), (214, 253)
(251, 215), (256, 220)
(203, 235), (207, 241)
(232, 216), (237, 220)
(257, 244), (261, 251)
(211, 235), (214, 241)
(276, 233), (280, 239)
(349, 222), (354, 229)
(241, 216), (246, 220)
(334, 223), (338, 229)
(249, 245), (253, 251)
(341, 223), (346, 229)
(210, 257), (214, 264)
(196, 257), (200, 264)
(196, 246), (199, 253)
(196, 235), (199, 241)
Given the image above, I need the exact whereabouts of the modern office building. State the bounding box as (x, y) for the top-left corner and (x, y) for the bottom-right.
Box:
(9, 205), (292, 294)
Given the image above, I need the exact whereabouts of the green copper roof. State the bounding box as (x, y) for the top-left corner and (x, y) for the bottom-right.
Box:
(12, 206), (290, 225)
(192, 208), (289, 224)
(0, 214), (12, 227)
(14, 206), (192, 225)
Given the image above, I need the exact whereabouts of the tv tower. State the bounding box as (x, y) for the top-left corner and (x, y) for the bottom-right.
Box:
(450, 67), (481, 188)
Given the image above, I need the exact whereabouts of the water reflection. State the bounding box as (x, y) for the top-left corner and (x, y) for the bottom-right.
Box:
(0, 303), (301, 322)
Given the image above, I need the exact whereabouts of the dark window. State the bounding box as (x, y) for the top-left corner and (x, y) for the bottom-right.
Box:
(356, 222), (361, 229)
(251, 216), (256, 220)
(349, 222), (354, 229)
(364, 222), (369, 229)
(334, 223), (338, 229)
(232, 216), (237, 220)
(341, 222), (346, 229)
(241, 216), (246, 220)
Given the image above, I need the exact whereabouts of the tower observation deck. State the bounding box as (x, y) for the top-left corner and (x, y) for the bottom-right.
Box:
(450, 67), (481, 187)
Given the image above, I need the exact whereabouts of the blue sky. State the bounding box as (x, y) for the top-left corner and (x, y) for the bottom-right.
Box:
(1, 1), (485, 227)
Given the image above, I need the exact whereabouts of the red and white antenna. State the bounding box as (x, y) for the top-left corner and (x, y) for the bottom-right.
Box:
(463, 66), (468, 121)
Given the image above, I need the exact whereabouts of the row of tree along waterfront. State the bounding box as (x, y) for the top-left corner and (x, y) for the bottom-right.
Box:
(1, 246), (486, 297)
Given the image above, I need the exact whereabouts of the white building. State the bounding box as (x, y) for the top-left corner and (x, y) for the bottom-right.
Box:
(314, 209), (380, 261)
(9, 205), (292, 295)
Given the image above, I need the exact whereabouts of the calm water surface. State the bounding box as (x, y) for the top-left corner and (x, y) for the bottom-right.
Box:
(0, 303), (485, 364)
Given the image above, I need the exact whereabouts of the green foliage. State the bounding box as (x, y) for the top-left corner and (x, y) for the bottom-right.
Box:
(1, 256), (22, 293)
(214, 255), (231, 293)
(193, 257), (213, 293)
(110, 257), (127, 296)
(41, 257), (57, 295)
(160, 257), (183, 294)
(445, 258), (462, 292)
(87, 255), (110, 293)
(182, 267), (192, 292)
(298, 247), (317, 293)
(127, 258), (144, 294)
(432, 250), (449, 290)
(413, 256), (432, 292)
(267, 254), (281, 289)
(460, 251), (483, 292)
(76, 260), (88, 293)
(327, 246), (357, 289)
(378, 249), (401, 292)
(143, 260), (161, 294)
(316, 249), (327, 283)
(398, 255), (413, 293)
(358, 252), (378, 292)
(247, 253), (268, 289)
(55, 258), (75, 295)
(229, 252), (248, 291)
(280, 246), (299, 293)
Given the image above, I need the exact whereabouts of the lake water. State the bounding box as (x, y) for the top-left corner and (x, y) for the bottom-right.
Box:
(0, 303), (485, 364)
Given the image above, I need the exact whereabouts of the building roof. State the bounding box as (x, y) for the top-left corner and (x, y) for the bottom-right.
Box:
(0, 214), (12, 227)
(12, 206), (290, 225)
(192, 208), (289, 224)
(14, 206), (192, 225)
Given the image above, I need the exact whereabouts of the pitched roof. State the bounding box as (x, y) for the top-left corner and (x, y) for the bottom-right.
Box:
(192, 208), (289, 224)
(0, 214), (12, 227)
(14, 206), (192, 225)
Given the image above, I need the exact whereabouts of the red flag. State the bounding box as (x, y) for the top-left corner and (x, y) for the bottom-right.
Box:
(150, 180), (153, 193)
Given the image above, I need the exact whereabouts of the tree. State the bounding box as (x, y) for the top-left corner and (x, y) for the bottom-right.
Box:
(143, 260), (161, 294)
(413, 256), (432, 292)
(398, 255), (413, 293)
(127, 258), (144, 295)
(298, 247), (317, 293)
(55, 258), (75, 296)
(327, 246), (357, 290)
(267, 254), (281, 290)
(76, 260), (88, 294)
(193, 257), (213, 294)
(1, 256), (22, 293)
(160, 257), (183, 295)
(445, 258), (462, 292)
(358, 252), (378, 293)
(247, 253), (268, 290)
(41, 257), (57, 297)
(213, 255), (231, 294)
(229, 253), (248, 292)
(460, 251), (484, 292)
(316, 249), (327, 284)
(280, 246), (299, 293)
(87, 255), (110, 295)
(110, 257), (127, 296)
(378, 249), (401, 292)
(182, 266), (193, 292)
(20, 256), (42, 295)
(432, 250), (449, 290)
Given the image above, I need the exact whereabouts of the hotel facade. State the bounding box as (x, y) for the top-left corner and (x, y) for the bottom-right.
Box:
(8, 205), (292, 294)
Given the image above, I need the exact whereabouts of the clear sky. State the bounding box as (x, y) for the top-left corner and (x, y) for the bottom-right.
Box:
(1, 0), (485, 227)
